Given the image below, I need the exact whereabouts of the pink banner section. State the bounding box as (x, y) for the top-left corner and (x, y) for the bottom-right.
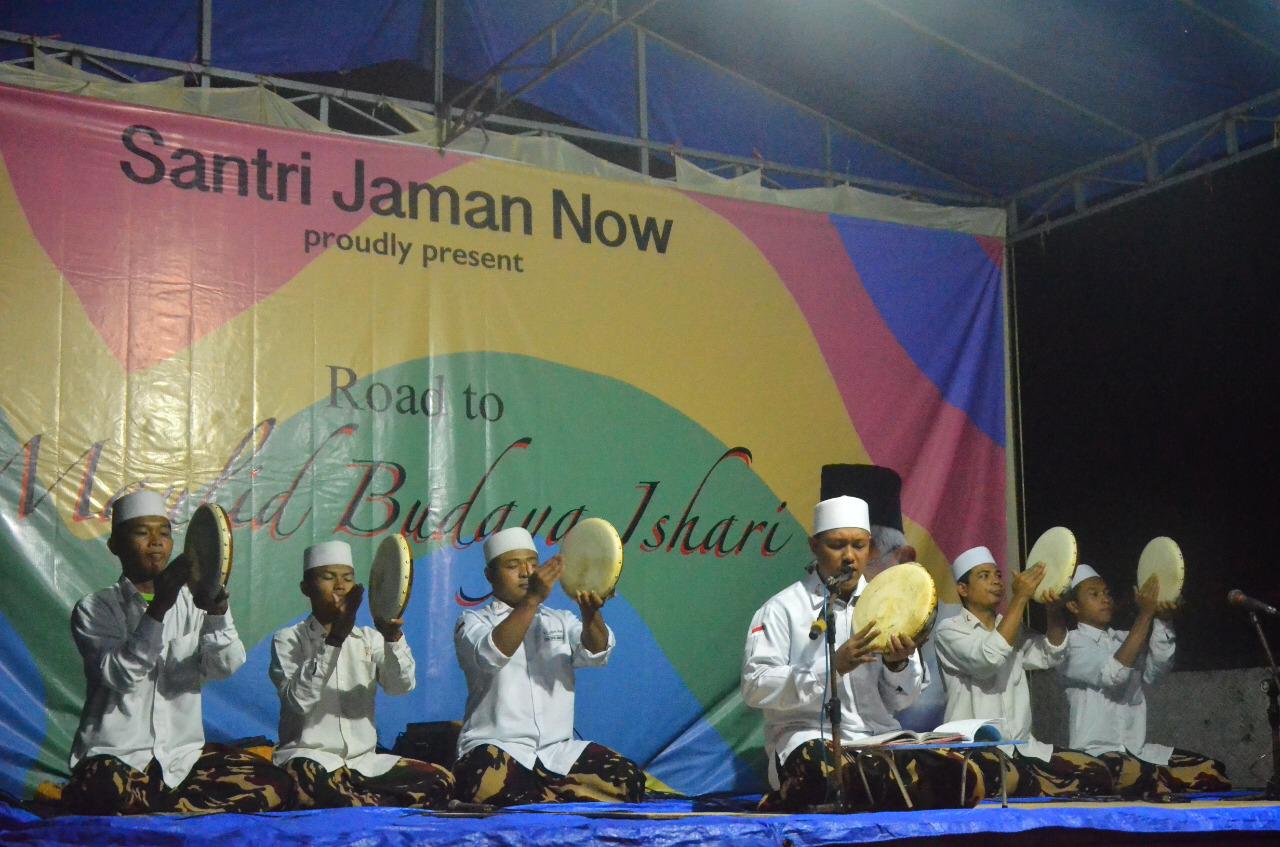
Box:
(0, 85), (462, 371)
(694, 194), (1006, 563)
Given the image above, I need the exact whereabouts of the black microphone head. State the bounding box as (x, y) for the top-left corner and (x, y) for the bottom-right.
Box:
(1228, 589), (1245, 604)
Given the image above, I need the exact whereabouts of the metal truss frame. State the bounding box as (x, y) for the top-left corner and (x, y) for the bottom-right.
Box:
(0, 28), (990, 206)
(6, 0), (1280, 239)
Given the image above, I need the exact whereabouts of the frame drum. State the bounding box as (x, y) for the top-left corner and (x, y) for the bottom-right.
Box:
(1136, 536), (1184, 604)
(852, 562), (937, 652)
(186, 503), (233, 604)
(1026, 526), (1078, 602)
(560, 518), (623, 597)
(369, 534), (414, 622)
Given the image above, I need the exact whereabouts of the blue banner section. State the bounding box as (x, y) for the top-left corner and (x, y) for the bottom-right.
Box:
(0, 616), (43, 799)
(830, 215), (1006, 446)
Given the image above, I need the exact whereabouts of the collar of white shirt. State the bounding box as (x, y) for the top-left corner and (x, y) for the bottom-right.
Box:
(1075, 622), (1110, 643)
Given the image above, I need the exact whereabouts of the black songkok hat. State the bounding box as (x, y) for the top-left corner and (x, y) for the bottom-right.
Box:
(820, 464), (903, 532)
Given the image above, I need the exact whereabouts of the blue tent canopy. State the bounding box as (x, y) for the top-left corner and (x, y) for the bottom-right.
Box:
(4, 0), (1280, 233)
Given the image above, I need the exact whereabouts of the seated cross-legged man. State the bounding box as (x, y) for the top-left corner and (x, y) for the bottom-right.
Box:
(63, 490), (292, 815)
(742, 494), (985, 812)
(270, 541), (455, 809)
(453, 527), (644, 806)
(1058, 564), (1230, 797)
(935, 546), (1112, 797)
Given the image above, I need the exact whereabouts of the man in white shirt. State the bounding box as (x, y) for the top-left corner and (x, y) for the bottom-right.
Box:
(1059, 564), (1229, 796)
(453, 527), (644, 806)
(62, 490), (292, 815)
(935, 546), (1111, 796)
(269, 540), (455, 808)
(741, 494), (983, 811)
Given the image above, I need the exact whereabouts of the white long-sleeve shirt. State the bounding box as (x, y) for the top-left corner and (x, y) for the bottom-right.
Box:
(1057, 620), (1176, 764)
(741, 571), (925, 788)
(269, 617), (415, 777)
(454, 600), (613, 775)
(934, 607), (1065, 761)
(69, 576), (245, 787)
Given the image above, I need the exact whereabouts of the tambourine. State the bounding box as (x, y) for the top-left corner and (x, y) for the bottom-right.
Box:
(185, 503), (233, 604)
(852, 562), (937, 652)
(1136, 536), (1184, 604)
(369, 534), (414, 622)
(1025, 526), (1077, 602)
(559, 517), (623, 597)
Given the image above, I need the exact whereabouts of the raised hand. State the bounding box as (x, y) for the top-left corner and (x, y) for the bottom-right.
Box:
(834, 621), (881, 675)
(375, 616), (404, 643)
(148, 554), (192, 619)
(575, 590), (607, 616)
(1135, 574), (1160, 617)
(882, 632), (918, 666)
(526, 556), (563, 605)
(1012, 562), (1047, 601)
(194, 585), (229, 616)
(326, 584), (364, 647)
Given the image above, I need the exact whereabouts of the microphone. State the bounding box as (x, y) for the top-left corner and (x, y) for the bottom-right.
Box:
(809, 616), (827, 640)
(1228, 589), (1279, 617)
(824, 564), (855, 590)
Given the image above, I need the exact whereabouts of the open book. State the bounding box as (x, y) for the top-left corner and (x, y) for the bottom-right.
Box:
(845, 718), (1004, 747)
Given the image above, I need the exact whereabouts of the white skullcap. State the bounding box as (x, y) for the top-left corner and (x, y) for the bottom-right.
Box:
(111, 490), (168, 527)
(1070, 563), (1101, 590)
(304, 540), (353, 571)
(952, 546), (996, 581)
(483, 527), (536, 564)
(813, 496), (870, 535)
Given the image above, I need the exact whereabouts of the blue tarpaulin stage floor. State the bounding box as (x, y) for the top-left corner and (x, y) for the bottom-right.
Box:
(3, 793), (1279, 846)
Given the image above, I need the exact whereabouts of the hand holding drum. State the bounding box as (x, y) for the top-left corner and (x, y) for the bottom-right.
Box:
(1136, 536), (1183, 614)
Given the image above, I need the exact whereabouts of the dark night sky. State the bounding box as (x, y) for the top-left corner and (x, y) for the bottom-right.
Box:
(1013, 150), (1280, 670)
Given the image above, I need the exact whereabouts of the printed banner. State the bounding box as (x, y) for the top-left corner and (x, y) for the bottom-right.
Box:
(0, 83), (1006, 796)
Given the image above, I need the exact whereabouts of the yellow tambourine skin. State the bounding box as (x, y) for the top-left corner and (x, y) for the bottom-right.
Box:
(1026, 526), (1078, 603)
(1136, 536), (1184, 604)
(369, 534), (413, 623)
(559, 517), (624, 598)
(852, 563), (938, 652)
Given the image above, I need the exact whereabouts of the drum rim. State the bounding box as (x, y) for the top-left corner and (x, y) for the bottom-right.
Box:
(370, 533), (414, 621)
(186, 503), (233, 590)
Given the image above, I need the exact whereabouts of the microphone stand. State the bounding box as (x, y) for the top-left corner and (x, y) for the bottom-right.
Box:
(1245, 611), (1280, 799)
(822, 582), (846, 809)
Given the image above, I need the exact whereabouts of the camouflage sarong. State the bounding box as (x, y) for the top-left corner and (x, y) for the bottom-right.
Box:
(453, 742), (644, 806)
(1100, 748), (1231, 797)
(759, 739), (985, 812)
(284, 756), (454, 809)
(970, 746), (1113, 797)
(62, 744), (293, 815)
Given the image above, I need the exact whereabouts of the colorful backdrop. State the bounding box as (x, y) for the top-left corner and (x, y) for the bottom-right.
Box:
(0, 83), (1006, 797)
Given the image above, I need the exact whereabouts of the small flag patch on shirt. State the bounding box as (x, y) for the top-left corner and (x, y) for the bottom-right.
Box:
(750, 624), (766, 635)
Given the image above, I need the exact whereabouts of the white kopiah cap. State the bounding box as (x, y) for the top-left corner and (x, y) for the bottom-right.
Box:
(110, 490), (168, 527)
(483, 527), (537, 564)
(1071, 563), (1101, 590)
(304, 540), (353, 572)
(952, 546), (996, 581)
(813, 495), (870, 535)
